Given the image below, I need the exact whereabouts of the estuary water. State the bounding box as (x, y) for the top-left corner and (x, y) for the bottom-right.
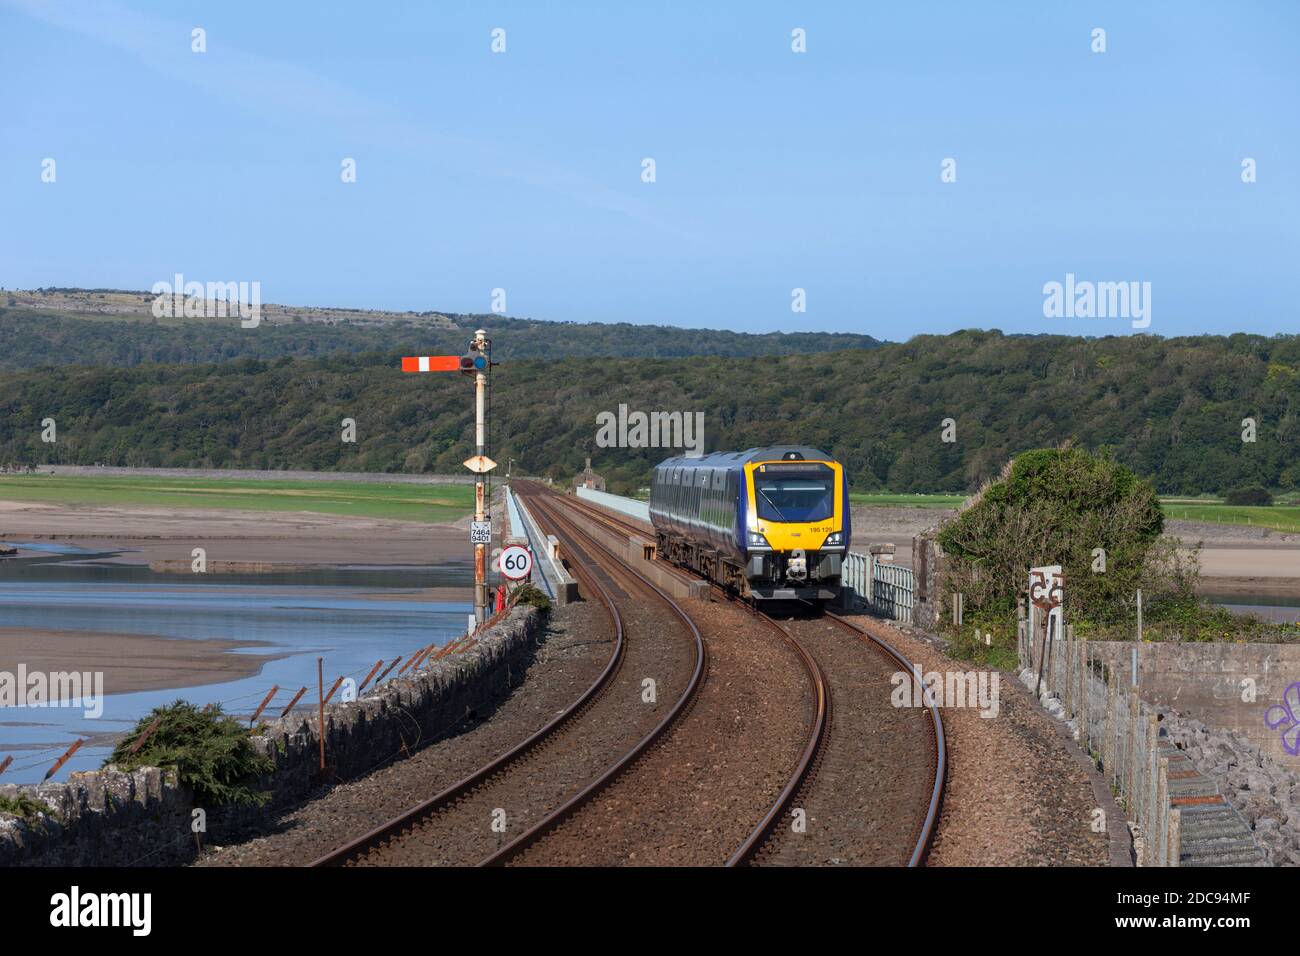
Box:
(1206, 594), (1300, 624)
(0, 544), (473, 784)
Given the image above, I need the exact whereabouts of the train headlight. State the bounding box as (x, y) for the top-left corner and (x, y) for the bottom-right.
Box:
(747, 531), (771, 549)
(824, 531), (843, 546)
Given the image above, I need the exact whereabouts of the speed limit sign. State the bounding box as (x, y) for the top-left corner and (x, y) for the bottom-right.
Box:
(498, 545), (533, 581)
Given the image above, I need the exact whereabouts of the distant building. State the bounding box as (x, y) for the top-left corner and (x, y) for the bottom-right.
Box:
(573, 457), (605, 492)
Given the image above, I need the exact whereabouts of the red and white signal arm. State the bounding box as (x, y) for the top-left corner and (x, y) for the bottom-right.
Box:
(499, 545), (533, 581)
(1029, 565), (1065, 610)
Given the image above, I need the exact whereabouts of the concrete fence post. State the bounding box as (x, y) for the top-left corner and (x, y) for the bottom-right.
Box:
(1113, 683), (1125, 799)
(1052, 616), (1064, 697)
(1103, 664), (1118, 780)
(1138, 707), (1149, 863)
(1078, 636), (1088, 744)
(1116, 684), (1128, 796)
(1127, 691), (1140, 814)
(1146, 713), (1159, 865)
(1083, 642), (1093, 753)
(1156, 756), (1170, 867)
(1063, 628), (1075, 719)
(1167, 807), (1181, 867)
(1133, 709), (1146, 864)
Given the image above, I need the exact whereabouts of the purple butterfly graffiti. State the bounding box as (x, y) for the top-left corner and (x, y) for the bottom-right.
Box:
(1264, 682), (1300, 756)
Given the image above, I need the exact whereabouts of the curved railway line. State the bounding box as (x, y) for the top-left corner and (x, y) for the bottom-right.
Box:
(310, 484), (704, 867)
(311, 483), (943, 867)
(553, 489), (946, 866)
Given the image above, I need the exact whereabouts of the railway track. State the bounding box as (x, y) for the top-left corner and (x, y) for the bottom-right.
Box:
(310, 484), (704, 867)
(313, 484), (942, 866)
(554, 489), (945, 866)
(477, 492), (706, 864)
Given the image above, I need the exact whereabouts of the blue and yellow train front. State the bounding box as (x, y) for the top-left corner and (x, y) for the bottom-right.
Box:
(741, 456), (850, 601)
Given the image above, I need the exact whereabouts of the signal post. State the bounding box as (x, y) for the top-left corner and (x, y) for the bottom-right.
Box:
(402, 329), (496, 627)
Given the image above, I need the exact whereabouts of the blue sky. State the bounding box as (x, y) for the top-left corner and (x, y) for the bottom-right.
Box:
(2, 0), (1297, 339)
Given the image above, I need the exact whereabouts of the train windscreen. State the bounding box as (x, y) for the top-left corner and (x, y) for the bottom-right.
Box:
(754, 464), (835, 523)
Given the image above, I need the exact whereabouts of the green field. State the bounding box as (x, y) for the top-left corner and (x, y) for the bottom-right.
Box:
(1160, 502), (1300, 533)
(849, 493), (967, 509)
(850, 491), (1300, 533)
(0, 474), (474, 524)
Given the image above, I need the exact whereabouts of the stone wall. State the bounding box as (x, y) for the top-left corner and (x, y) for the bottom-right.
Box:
(1161, 709), (1300, 866)
(1030, 635), (1300, 865)
(911, 529), (946, 631)
(1087, 641), (1300, 766)
(0, 605), (545, 866)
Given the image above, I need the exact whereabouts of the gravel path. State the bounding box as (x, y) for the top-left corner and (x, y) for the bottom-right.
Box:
(841, 614), (1118, 866)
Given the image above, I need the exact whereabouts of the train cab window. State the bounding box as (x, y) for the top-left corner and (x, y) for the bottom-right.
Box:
(754, 465), (835, 523)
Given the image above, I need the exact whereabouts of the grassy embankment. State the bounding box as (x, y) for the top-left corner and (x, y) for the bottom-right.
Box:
(0, 474), (474, 523)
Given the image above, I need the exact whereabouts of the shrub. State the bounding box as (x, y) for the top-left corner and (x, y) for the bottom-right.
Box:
(1224, 486), (1272, 506)
(936, 446), (1167, 627)
(509, 583), (552, 612)
(106, 700), (274, 806)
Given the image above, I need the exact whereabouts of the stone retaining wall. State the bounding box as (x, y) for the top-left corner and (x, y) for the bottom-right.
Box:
(0, 605), (545, 866)
(1160, 709), (1300, 866)
(1086, 640), (1300, 766)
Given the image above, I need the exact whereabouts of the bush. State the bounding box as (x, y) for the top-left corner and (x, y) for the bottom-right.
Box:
(106, 700), (274, 806)
(1224, 486), (1272, 506)
(509, 583), (552, 612)
(936, 446), (1167, 627)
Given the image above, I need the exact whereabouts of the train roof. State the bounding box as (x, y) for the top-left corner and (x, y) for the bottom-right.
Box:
(654, 446), (836, 469)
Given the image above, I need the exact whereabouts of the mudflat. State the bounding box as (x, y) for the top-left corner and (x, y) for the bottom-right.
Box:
(0, 499), (475, 568)
(0, 498), (476, 702)
(0, 628), (282, 696)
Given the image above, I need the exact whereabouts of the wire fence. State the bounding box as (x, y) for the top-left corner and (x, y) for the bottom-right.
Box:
(1021, 619), (1182, 866)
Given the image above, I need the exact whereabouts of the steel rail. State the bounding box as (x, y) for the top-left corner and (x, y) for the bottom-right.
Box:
(826, 611), (947, 867)
(556, 488), (944, 867)
(540, 491), (833, 868)
(308, 492), (627, 868)
(723, 601), (830, 866)
(477, 488), (706, 865)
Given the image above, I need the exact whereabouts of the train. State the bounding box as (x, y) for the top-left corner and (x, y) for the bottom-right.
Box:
(648, 446), (850, 604)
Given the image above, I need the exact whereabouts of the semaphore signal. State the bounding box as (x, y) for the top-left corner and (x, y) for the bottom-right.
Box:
(401, 329), (496, 626)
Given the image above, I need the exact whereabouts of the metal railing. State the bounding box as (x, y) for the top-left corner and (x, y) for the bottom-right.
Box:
(504, 485), (577, 603)
(844, 551), (915, 624)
